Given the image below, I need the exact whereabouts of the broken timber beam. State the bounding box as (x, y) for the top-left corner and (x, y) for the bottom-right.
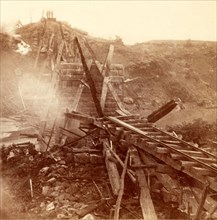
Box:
(193, 183), (209, 220)
(74, 37), (104, 117)
(131, 148), (158, 220)
(114, 149), (130, 220)
(108, 83), (130, 115)
(104, 142), (120, 195)
(147, 99), (179, 123)
(101, 77), (109, 111)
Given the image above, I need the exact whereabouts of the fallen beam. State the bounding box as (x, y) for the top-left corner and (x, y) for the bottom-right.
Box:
(131, 148), (158, 220)
(104, 143), (120, 196)
(74, 37), (104, 117)
(147, 99), (179, 123)
(114, 149), (130, 220)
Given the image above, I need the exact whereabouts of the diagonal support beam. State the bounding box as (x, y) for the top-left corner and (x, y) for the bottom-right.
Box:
(74, 37), (104, 117)
(108, 83), (131, 115)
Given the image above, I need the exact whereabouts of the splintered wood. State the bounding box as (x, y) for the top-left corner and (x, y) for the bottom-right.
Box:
(114, 149), (130, 220)
(131, 149), (158, 220)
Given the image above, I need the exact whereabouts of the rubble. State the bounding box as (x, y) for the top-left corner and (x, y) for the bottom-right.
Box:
(1, 13), (217, 220)
(0, 142), (110, 219)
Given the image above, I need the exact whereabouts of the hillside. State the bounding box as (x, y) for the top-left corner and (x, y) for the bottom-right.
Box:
(1, 17), (216, 125)
(1, 16), (217, 220)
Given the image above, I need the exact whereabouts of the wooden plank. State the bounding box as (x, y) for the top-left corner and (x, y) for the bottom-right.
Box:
(107, 143), (136, 183)
(114, 149), (130, 220)
(131, 149), (158, 220)
(147, 99), (178, 123)
(139, 151), (217, 218)
(138, 151), (200, 215)
(108, 83), (131, 115)
(153, 126), (217, 160)
(193, 184), (209, 220)
(133, 138), (216, 187)
(115, 115), (140, 120)
(181, 160), (197, 167)
(100, 77), (109, 111)
(191, 187), (217, 218)
(102, 45), (114, 77)
(191, 166), (216, 176)
(104, 146), (120, 195)
(192, 157), (217, 163)
(130, 123), (152, 129)
(178, 149), (204, 157)
(162, 139), (182, 144)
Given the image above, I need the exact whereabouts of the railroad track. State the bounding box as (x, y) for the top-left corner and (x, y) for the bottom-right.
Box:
(103, 115), (217, 192)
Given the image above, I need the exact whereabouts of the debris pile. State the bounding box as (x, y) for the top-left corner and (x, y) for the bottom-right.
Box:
(0, 143), (109, 219)
(1, 14), (217, 220)
(1, 139), (190, 219)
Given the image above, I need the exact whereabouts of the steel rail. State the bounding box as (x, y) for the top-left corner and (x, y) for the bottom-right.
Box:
(152, 126), (217, 159)
(105, 116), (217, 174)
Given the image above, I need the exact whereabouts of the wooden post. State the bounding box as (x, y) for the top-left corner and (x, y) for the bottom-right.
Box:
(101, 45), (114, 77)
(114, 149), (130, 220)
(108, 83), (130, 115)
(74, 37), (104, 117)
(100, 77), (109, 111)
(193, 183), (209, 220)
(108, 143), (136, 183)
(104, 141), (120, 196)
(131, 149), (158, 220)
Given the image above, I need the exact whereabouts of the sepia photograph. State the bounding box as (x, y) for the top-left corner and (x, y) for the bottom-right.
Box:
(0, 0), (216, 219)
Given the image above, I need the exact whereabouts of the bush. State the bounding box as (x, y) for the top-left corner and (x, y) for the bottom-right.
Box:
(168, 118), (217, 142)
(126, 60), (164, 78)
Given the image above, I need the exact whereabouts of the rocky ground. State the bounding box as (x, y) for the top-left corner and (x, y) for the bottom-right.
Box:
(0, 113), (194, 220)
(0, 17), (216, 219)
(0, 134), (190, 220)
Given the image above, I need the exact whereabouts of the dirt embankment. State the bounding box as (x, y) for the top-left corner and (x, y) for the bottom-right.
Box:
(1, 20), (216, 125)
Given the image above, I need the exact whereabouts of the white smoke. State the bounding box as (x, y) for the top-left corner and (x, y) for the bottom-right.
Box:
(13, 34), (32, 55)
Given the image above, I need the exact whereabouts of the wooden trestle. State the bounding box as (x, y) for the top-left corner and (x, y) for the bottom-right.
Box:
(103, 115), (217, 192)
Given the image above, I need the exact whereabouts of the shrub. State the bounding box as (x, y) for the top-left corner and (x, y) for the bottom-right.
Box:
(168, 118), (217, 142)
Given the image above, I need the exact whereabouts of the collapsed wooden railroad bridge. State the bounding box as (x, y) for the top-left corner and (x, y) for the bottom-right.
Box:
(15, 17), (217, 219)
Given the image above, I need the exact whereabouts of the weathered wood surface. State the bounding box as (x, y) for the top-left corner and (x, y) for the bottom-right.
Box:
(104, 144), (120, 195)
(74, 37), (104, 117)
(131, 149), (158, 220)
(105, 116), (217, 191)
(114, 149), (130, 220)
(100, 77), (109, 111)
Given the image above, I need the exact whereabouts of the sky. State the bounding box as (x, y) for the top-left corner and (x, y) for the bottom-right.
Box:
(0, 0), (216, 44)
